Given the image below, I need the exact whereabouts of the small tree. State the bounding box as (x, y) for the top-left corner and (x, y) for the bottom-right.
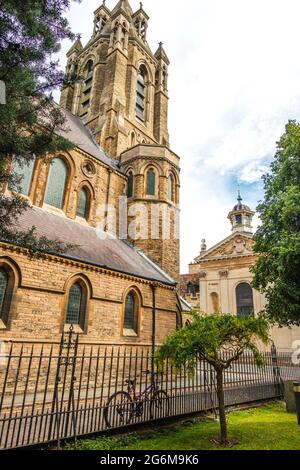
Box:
(156, 312), (270, 445)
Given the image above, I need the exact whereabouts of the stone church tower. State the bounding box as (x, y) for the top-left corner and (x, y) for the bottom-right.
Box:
(60, 0), (180, 280)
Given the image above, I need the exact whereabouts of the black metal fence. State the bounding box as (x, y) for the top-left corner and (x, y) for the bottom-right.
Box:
(0, 329), (299, 450)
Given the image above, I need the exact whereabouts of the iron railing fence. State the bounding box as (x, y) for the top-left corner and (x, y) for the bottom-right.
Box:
(0, 329), (299, 450)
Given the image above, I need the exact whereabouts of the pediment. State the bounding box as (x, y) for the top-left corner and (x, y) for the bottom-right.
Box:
(194, 233), (254, 262)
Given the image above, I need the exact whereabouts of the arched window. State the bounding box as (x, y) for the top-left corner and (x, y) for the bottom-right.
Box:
(146, 169), (156, 196)
(10, 159), (35, 196)
(168, 175), (174, 201)
(66, 283), (84, 326)
(76, 187), (90, 219)
(236, 283), (254, 317)
(45, 158), (68, 209)
(123, 291), (138, 333)
(0, 264), (16, 327)
(127, 172), (133, 198)
(162, 69), (167, 90)
(0, 269), (8, 320)
(136, 67), (146, 121)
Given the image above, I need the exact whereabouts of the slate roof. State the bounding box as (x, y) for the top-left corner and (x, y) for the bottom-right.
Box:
(180, 297), (191, 313)
(11, 206), (176, 286)
(57, 107), (117, 169)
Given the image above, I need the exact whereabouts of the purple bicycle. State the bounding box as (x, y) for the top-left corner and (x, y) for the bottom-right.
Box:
(104, 370), (170, 428)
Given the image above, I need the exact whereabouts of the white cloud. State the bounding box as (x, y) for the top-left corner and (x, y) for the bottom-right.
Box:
(54, 0), (300, 272)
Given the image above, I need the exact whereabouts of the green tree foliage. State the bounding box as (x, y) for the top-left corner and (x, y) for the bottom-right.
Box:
(0, 0), (80, 253)
(157, 312), (270, 445)
(252, 120), (300, 326)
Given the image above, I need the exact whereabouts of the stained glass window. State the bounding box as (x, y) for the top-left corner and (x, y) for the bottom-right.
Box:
(66, 283), (82, 325)
(168, 175), (173, 201)
(146, 169), (155, 196)
(124, 293), (136, 330)
(0, 269), (8, 318)
(45, 158), (68, 209)
(10, 159), (35, 196)
(236, 283), (254, 317)
(77, 188), (89, 219)
(127, 173), (133, 198)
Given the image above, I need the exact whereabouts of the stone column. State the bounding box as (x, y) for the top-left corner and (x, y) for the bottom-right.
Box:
(199, 271), (207, 313)
(219, 270), (229, 313)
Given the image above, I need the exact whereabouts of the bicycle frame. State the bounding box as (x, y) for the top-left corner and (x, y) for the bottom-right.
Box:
(127, 372), (160, 402)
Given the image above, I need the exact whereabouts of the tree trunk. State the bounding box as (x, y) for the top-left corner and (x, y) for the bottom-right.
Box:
(216, 368), (228, 445)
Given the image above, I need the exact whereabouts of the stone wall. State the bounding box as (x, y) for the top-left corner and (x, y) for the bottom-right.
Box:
(0, 244), (178, 345)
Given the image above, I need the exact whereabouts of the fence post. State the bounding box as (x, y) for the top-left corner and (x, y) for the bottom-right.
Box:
(271, 342), (283, 397)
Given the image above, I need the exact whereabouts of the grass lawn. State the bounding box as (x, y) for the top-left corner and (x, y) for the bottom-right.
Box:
(67, 401), (300, 451)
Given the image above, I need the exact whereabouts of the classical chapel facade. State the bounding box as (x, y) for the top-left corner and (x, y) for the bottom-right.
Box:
(0, 0), (182, 345)
(180, 193), (300, 350)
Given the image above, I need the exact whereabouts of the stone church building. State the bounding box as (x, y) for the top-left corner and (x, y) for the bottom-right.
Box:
(180, 193), (300, 350)
(0, 0), (183, 346)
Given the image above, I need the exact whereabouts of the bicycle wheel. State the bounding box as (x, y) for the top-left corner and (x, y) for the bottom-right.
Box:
(150, 390), (170, 420)
(104, 391), (133, 428)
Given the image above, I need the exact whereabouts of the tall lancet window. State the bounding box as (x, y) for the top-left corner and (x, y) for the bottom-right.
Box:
(168, 175), (174, 201)
(66, 283), (83, 325)
(80, 59), (94, 118)
(0, 269), (8, 319)
(136, 67), (146, 121)
(76, 187), (90, 220)
(146, 169), (156, 196)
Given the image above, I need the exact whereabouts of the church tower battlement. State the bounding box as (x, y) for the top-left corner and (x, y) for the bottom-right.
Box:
(60, 0), (180, 281)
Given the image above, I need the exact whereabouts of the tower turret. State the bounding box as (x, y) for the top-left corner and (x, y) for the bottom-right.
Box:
(228, 192), (255, 234)
(154, 42), (170, 146)
(132, 3), (149, 40)
(60, 36), (83, 110)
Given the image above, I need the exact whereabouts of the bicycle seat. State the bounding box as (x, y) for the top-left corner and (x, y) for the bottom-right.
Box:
(125, 379), (135, 385)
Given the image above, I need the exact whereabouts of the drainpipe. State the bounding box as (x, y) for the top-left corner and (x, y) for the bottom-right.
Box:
(104, 168), (112, 232)
(151, 283), (158, 375)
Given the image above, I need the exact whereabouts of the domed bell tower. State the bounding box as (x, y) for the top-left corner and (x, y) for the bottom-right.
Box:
(228, 192), (255, 234)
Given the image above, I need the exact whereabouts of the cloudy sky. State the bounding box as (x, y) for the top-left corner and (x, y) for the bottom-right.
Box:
(54, 0), (300, 272)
